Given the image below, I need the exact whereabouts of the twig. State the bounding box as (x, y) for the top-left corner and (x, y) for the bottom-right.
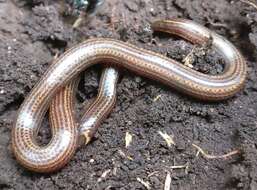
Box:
(240, 0), (257, 10)
(72, 12), (86, 28)
(192, 144), (240, 159)
(170, 162), (189, 174)
(97, 169), (111, 182)
(148, 171), (159, 177)
(170, 164), (188, 169)
(137, 177), (151, 190)
(206, 16), (229, 29)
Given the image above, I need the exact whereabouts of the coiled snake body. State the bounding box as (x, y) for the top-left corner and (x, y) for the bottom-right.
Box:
(12, 19), (247, 173)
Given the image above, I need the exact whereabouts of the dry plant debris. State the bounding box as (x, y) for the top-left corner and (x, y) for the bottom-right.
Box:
(137, 177), (151, 190)
(125, 131), (133, 148)
(158, 131), (176, 147)
(192, 144), (240, 159)
(164, 172), (172, 190)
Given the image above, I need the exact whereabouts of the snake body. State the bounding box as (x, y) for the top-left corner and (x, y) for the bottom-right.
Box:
(12, 19), (247, 172)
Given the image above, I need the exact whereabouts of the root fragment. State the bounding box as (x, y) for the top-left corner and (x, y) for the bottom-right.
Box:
(192, 144), (240, 159)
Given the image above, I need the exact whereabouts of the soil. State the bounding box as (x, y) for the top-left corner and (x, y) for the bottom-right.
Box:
(0, 0), (257, 189)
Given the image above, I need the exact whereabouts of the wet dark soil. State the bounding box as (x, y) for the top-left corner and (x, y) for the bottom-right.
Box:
(0, 0), (257, 189)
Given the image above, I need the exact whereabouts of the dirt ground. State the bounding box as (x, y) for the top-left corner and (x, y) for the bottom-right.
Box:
(0, 0), (257, 189)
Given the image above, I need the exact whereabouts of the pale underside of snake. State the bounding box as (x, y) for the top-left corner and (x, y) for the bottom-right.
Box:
(12, 18), (247, 173)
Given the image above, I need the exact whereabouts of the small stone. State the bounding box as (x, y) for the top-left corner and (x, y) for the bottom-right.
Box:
(89, 159), (94, 163)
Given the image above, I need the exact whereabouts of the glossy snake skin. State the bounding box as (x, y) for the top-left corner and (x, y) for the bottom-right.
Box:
(12, 19), (247, 172)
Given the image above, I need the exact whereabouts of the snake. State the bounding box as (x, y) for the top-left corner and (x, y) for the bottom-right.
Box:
(11, 18), (247, 173)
